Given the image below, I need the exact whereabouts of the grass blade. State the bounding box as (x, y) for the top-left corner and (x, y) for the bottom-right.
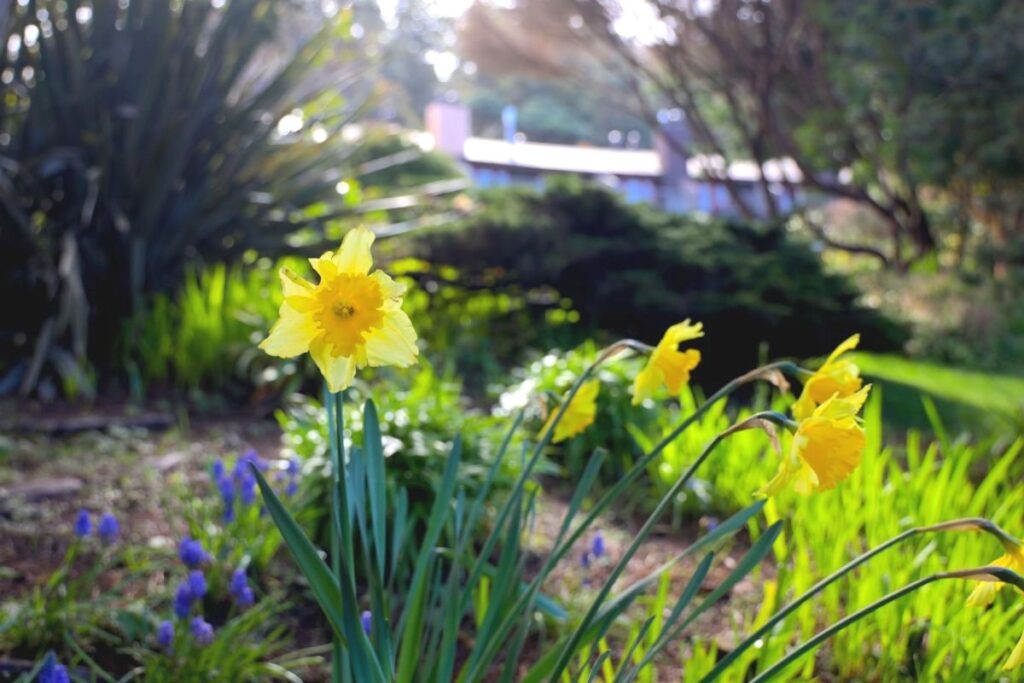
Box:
(363, 400), (389, 578)
(252, 467), (346, 644)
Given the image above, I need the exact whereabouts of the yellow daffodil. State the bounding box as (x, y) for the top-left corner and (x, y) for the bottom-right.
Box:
(540, 380), (600, 444)
(762, 385), (871, 496)
(631, 320), (704, 405)
(793, 334), (862, 421)
(966, 543), (1024, 608)
(1006, 623), (1024, 671)
(259, 227), (418, 392)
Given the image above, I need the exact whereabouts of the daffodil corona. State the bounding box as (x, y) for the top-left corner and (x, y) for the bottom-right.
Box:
(541, 380), (600, 444)
(762, 385), (871, 496)
(260, 227), (418, 392)
(793, 334), (862, 421)
(631, 320), (704, 404)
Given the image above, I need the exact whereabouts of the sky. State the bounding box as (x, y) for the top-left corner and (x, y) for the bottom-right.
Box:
(376, 0), (475, 23)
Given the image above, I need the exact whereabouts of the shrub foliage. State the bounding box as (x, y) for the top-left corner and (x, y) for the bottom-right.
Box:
(0, 0), (370, 395)
(406, 177), (906, 384)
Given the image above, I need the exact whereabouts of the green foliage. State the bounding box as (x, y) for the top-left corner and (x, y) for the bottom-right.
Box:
(852, 352), (1024, 434)
(257, 342), (1021, 682)
(466, 76), (651, 147)
(673, 395), (1024, 681)
(120, 260), (303, 398)
(0, 541), (126, 656)
(814, 0), (1024, 190)
(405, 177), (906, 386)
(350, 132), (464, 191)
(261, 377), (788, 682)
(126, 599), (315, 683)
(497, 342), (654, 487)
(276, 364), (532, 549)
(0, 0), (374, 396)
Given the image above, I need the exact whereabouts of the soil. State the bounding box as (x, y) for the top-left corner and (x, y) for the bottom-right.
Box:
(0, 402), (762, 681)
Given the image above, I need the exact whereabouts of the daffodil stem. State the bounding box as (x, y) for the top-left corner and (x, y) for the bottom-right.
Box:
(546, 420), (751, 681)
(702, 516), (1020, 681)
(326, 388), (358, 683)
(457, 341), (632, 679)
(748, 566), (1024, 683)
(460, 355), (801, 682)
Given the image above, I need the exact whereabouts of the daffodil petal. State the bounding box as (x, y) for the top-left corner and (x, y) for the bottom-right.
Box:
(545, 380), (600, 443)
(259, 304), (318, 358)
(966, 581), (1001, 608)
(761, 451), (801, 497)
(826, 334), (860, 364)
(310, 253), (339, 281)
(372, 270), (407, 299)
(663, 319), (704, 345)
(1004, 628), (1024, 670)
(631, 363), (662, 405)
(310, 338), (358, 393)
(792, 390), (817, 422)
(796, 416), (865, 490)
(280, 267), (315, 296)
(814, 385), (871, 420)
(661, 348), (701, 394)
(365, 310), (418, 367)
(333, 227), (375, 275)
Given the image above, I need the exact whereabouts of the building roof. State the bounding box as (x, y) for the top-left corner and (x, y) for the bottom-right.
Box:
(685, 154), (803, 184)
(461, 137), (663, 177)
(446, 135), (805, 184)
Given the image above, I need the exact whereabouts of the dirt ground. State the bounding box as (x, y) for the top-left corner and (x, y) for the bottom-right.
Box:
(0, 403), (764, 681)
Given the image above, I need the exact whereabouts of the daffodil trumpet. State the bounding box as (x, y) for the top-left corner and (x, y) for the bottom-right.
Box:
(631, 320), (705, 404)
(260, 226), (419, 393)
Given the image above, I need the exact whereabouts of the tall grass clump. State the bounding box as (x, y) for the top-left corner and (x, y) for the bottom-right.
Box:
(251, 227), (1024, 681)
(0, 0), (381, 396)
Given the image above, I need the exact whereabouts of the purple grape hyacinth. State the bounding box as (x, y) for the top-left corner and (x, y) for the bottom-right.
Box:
(173, 582), (194, 619)
(38, 653), (69, 683)
(187, 570), (207, 599)
(73, 509), (91, 538)
(179, 537), (209, 568)
(361, 610), (372, 636)
(216, 474), (236, 523)
(229, 568), (255, 607)
(190, 616), (214, 646)
(157, 620), (174, 648)
(97, 513), (119, 543)
(238, 470), (257, 506)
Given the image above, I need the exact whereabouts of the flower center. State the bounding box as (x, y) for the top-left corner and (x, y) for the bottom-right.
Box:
(313, 273), (384, 357)
(332, 301), (356, 319)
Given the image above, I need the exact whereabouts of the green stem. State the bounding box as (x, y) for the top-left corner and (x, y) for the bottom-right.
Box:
(458, 341), (636, 619)
(458, 361), (799, 682)
(547, 411), (783, 682)
(702, 517), (1015, 681)
(749, 566), (1024, 683)
(327, 389), (347, 683)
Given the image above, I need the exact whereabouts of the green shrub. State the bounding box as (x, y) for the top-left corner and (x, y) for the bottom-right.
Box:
(275, 363), (532, 549)
(0, 0), (373, 396)
(116, 255), (584, 398)
(404, 176), (907, 386)
(120, 261), (298, 399)
(496, 341), (654, 488)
